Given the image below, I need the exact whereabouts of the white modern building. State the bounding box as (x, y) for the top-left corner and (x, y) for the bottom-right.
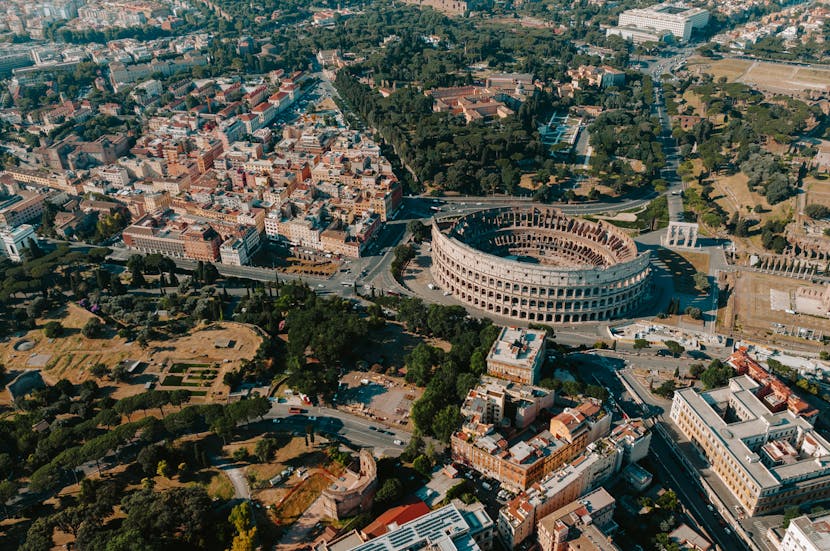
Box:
(780, 514), (830, 551)
(349, 501), (494, 551)
(609, 3), (710, 42)
(0, 224), (36, 262)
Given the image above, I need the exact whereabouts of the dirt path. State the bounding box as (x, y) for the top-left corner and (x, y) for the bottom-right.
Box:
(274, 495), (326, 551)
(210, 457), (250, 499)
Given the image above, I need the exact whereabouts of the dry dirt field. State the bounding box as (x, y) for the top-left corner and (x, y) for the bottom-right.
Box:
(805, 177), (830, 210)
(237, 436), (336, 506)
(686, 57), (830, 94)
(728, 271), (830, 348)
(0, 304), (263, 405)
(707, 171), (794, 250)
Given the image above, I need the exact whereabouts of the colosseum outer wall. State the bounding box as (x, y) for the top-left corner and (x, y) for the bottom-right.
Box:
(430, 207), (652, 324)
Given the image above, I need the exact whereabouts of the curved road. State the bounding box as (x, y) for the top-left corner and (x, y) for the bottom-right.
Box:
(264, 403), (409, 457)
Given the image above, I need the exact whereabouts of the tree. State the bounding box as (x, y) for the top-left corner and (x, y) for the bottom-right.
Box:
(783, 505), (801, 528)
(561, 380), (584, 396)
(664, 340), (685, 357)
(90, 363), (109, 378)
(20, 517), (55, 551)
(110, 363), (129, 382)
(82, 318), (104, 338)
(405, 344), (442, 386)
(230, 528), (257, 551)
(633, 338), (650, 350)
(653, 380), (676, 398)
(43, 320), (63, 338)
(413, 454), (433, 478)
(0, 479), (18, 518)
(684, 306), (703, 320)
(805, 204), (830, 220)
(407, 220), (430, 243)
(432, 405), (461, 442)
(375, 478), (403, 508)
(656, 489), (679, 511)
(233, 447), (249, 462)
(203, 263), (220, 284)
(229, 502), (253, 534)
(254, 437), (277, 463)
(689, 363), (705, 378)
(701, 360), (733, 389)
(156, 459), (172, 478)
(693, 272), (710, 292)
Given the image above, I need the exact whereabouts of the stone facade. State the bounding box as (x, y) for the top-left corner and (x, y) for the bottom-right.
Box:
(431, 207), (652, 324)
(320, 449), (378, 520)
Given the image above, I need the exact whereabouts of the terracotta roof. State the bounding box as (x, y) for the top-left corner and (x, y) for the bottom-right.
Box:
(361, 501), (430, 539)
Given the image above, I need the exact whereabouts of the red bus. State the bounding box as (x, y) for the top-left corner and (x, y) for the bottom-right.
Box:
(288, 407), (305, 414)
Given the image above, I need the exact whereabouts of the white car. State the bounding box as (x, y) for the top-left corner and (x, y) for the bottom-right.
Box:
(308, 416), (317, 421)
(393, 439), (403, 445)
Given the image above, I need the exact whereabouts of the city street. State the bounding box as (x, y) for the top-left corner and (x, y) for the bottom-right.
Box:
(581, 352), (749, 551)
(265, 403), (409, 457)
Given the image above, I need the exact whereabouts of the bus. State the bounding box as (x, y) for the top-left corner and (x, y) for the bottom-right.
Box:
(288, 407), (305, 414)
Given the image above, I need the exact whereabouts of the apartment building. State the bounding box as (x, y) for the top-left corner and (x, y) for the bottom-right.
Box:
(726, 348), (818, 421)
(567, 65), (626, 89)
(320, 500), (493, 551)
(461, 376), (555, 430)
(497, 423), (646, 549)
(452, 399), (609, 492)
(0, 192), (46, 228)
(670, 375), (830, 516)
(486, 327), (547, 385)
(536, 488), (617, 551)
(122, 214), (221, 262)
(2, 167), (81, 193)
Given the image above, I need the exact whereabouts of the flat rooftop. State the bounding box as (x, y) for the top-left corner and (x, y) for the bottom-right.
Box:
(789, 514), (830, 550)
(349, 502), (490, 551)
(674, 376), (830, 490)
(488, 327), (545, 369)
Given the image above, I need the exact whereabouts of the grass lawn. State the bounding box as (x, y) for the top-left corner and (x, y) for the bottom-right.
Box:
(206, 472), (234, 500)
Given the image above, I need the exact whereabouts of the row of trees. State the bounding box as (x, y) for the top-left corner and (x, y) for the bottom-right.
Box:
(377, 296), (501, 441)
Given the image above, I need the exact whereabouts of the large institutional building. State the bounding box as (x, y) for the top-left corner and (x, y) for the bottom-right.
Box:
(671, 375), (830, 516)
(430, 207), (652, 324)
(607, 3), (710, 43)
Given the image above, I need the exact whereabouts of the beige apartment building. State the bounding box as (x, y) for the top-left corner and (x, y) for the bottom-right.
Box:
(536, 487), (617, 551)
(452, 399), (609, 492)
(498, 419), (650, 549)
(671, 375), (830, 516)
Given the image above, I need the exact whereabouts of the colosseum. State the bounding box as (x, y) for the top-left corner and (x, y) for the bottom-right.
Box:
(430, 206), (652, 323)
